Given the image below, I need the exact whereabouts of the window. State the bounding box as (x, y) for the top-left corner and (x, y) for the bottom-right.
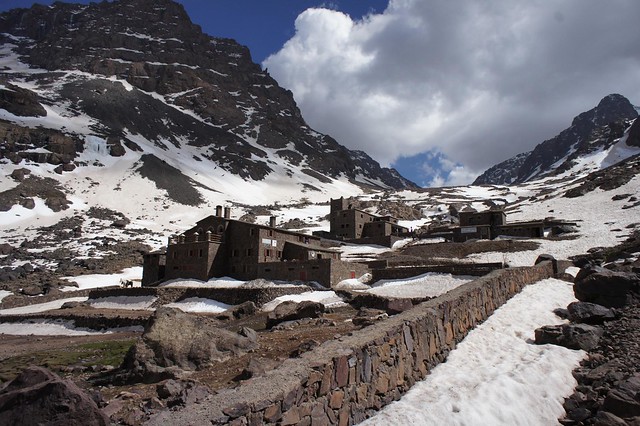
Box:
(360, 214), (363, 218)
(198, 249), (203, 257)
(277, 250), (282, 258)
(189, 250), (194, 257)
(246, 248), (253, 256)
(265, 268), (271, 272)
(173, 251), (178, 259)
(249, 228), (255, 236)
(232, 249), (239, 257)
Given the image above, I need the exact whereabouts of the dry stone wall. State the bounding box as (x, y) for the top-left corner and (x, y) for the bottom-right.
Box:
(146, 262), (555, 426)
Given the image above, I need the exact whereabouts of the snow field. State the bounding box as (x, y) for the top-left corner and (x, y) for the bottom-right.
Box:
(261, 291), (347, 312)
(0, 319), (143, 336)
(88, 295), (157, 310)
(364, 272), (474, 298)
(363, 278), (584, 425)
(164, 297), (231, 313)
(0, 297), (88, 316)
(61, 267), (143, 292)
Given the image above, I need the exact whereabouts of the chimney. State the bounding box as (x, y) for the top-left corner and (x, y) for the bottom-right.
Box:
(269, 216), (277, 228)
(215, 205), (223, 217)
(224, 207), (231, 219)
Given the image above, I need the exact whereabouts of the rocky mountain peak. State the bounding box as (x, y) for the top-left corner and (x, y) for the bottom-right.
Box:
(571, 94), (637, 129)
(474, 94), (638, 185)
(0, 0), (416, 198)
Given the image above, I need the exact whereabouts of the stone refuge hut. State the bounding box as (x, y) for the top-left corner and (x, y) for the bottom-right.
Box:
(313, 197), (410, 247)
(426, 206), (575, 242)
(143, 206), (368, 288)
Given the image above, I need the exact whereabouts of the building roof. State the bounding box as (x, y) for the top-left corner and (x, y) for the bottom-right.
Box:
(191, 215), (321, 240)
(284, 240), (340, 253)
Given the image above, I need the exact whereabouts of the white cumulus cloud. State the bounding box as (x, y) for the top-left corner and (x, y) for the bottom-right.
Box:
(264, 0), (640, 186)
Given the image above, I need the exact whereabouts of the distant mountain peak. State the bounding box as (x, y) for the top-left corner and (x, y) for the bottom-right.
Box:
(474, 94), (638, 185)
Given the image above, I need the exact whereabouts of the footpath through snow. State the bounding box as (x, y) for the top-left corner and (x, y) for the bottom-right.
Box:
(363, 278), (585, 425)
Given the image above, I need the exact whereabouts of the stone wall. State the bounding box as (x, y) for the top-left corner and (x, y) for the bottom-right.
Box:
(0, 288), (100, 309)
(147, 262), (555, 426)
(371, 262), (504, 281)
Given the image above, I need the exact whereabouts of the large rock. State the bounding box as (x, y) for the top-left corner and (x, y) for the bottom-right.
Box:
(574, 267), (640, 308)
(266, 300), (325, 328)
(601, 374), (640, 418)
(567, 301), (616, 324)
(122, 307), (258, 383)
(534, 323), (603, 351)
(0, 366), (109, 426)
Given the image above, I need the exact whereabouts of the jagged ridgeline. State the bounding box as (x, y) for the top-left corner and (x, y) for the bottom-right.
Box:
(475, 94), (639, 185)
(0, 0), (416, 195)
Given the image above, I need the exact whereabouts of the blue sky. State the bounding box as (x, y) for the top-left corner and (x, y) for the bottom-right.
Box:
(2, 1), (640, 187)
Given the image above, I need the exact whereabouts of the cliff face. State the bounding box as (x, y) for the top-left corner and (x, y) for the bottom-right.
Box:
(0, 0), (415, 190)
(474, 94), (638, 185)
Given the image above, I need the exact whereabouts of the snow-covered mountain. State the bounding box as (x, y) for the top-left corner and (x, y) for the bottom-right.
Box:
(474, 94), (639, 185)
(0, 0), (415, 215)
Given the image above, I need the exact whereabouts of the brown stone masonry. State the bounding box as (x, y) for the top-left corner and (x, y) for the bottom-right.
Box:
(145, 261), (555, 426)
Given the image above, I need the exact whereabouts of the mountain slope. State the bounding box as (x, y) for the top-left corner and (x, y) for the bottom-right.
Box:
(474, 94), (639, 185)
(0, 0), (415, 209)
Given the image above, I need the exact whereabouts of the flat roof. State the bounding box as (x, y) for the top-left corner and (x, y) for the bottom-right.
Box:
(192, 215), (321, 240)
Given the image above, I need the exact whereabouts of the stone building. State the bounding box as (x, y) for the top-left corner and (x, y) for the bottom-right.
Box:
(142, 206), (368, 288)
(326, 197), (409, 247)
(430, 207), (549, 242)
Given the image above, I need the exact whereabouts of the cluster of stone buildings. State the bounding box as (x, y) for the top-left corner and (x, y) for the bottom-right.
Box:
(143, 198), (571, 288)
(142, 205), (371, 288)
(424, 206), (574, 242)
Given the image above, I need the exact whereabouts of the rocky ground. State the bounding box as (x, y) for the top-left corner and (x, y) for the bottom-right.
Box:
(538, 231), (640, 425)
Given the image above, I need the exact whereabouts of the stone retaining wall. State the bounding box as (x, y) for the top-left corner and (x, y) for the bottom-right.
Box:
(147, 262), (555, 426)
(0, 288), (100, 309)
(371, 262), (504, 281)
(89, 285), (313, 307)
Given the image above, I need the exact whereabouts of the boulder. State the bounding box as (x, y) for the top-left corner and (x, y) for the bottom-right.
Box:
(156, 379), (210, 408)
(592, 411), (629, 426)
(0, 366), (109, 426)
(10, 168), (31, 181)
(567, 301), (616, 324)
(121, 307), (258, 383)
(601, 374), (640, 418)
(266, 300), (325, 328)
(535, 323), (603, 351)
(574, 267), (640, 308)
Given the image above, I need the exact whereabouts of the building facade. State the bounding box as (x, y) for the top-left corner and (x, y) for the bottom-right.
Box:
(327, 197), (409, 246)
(143, 207), (367, 288)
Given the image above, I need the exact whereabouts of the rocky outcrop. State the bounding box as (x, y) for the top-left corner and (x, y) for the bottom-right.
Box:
(0, 83), (46, 117)
(574, 267), (640, 308)
(122, 307), (258, 383)
(567, 301), (616, 324)
(266, 300), (326, 328)
(534, 323), (603, 351)
(0, 366), (109, 426)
